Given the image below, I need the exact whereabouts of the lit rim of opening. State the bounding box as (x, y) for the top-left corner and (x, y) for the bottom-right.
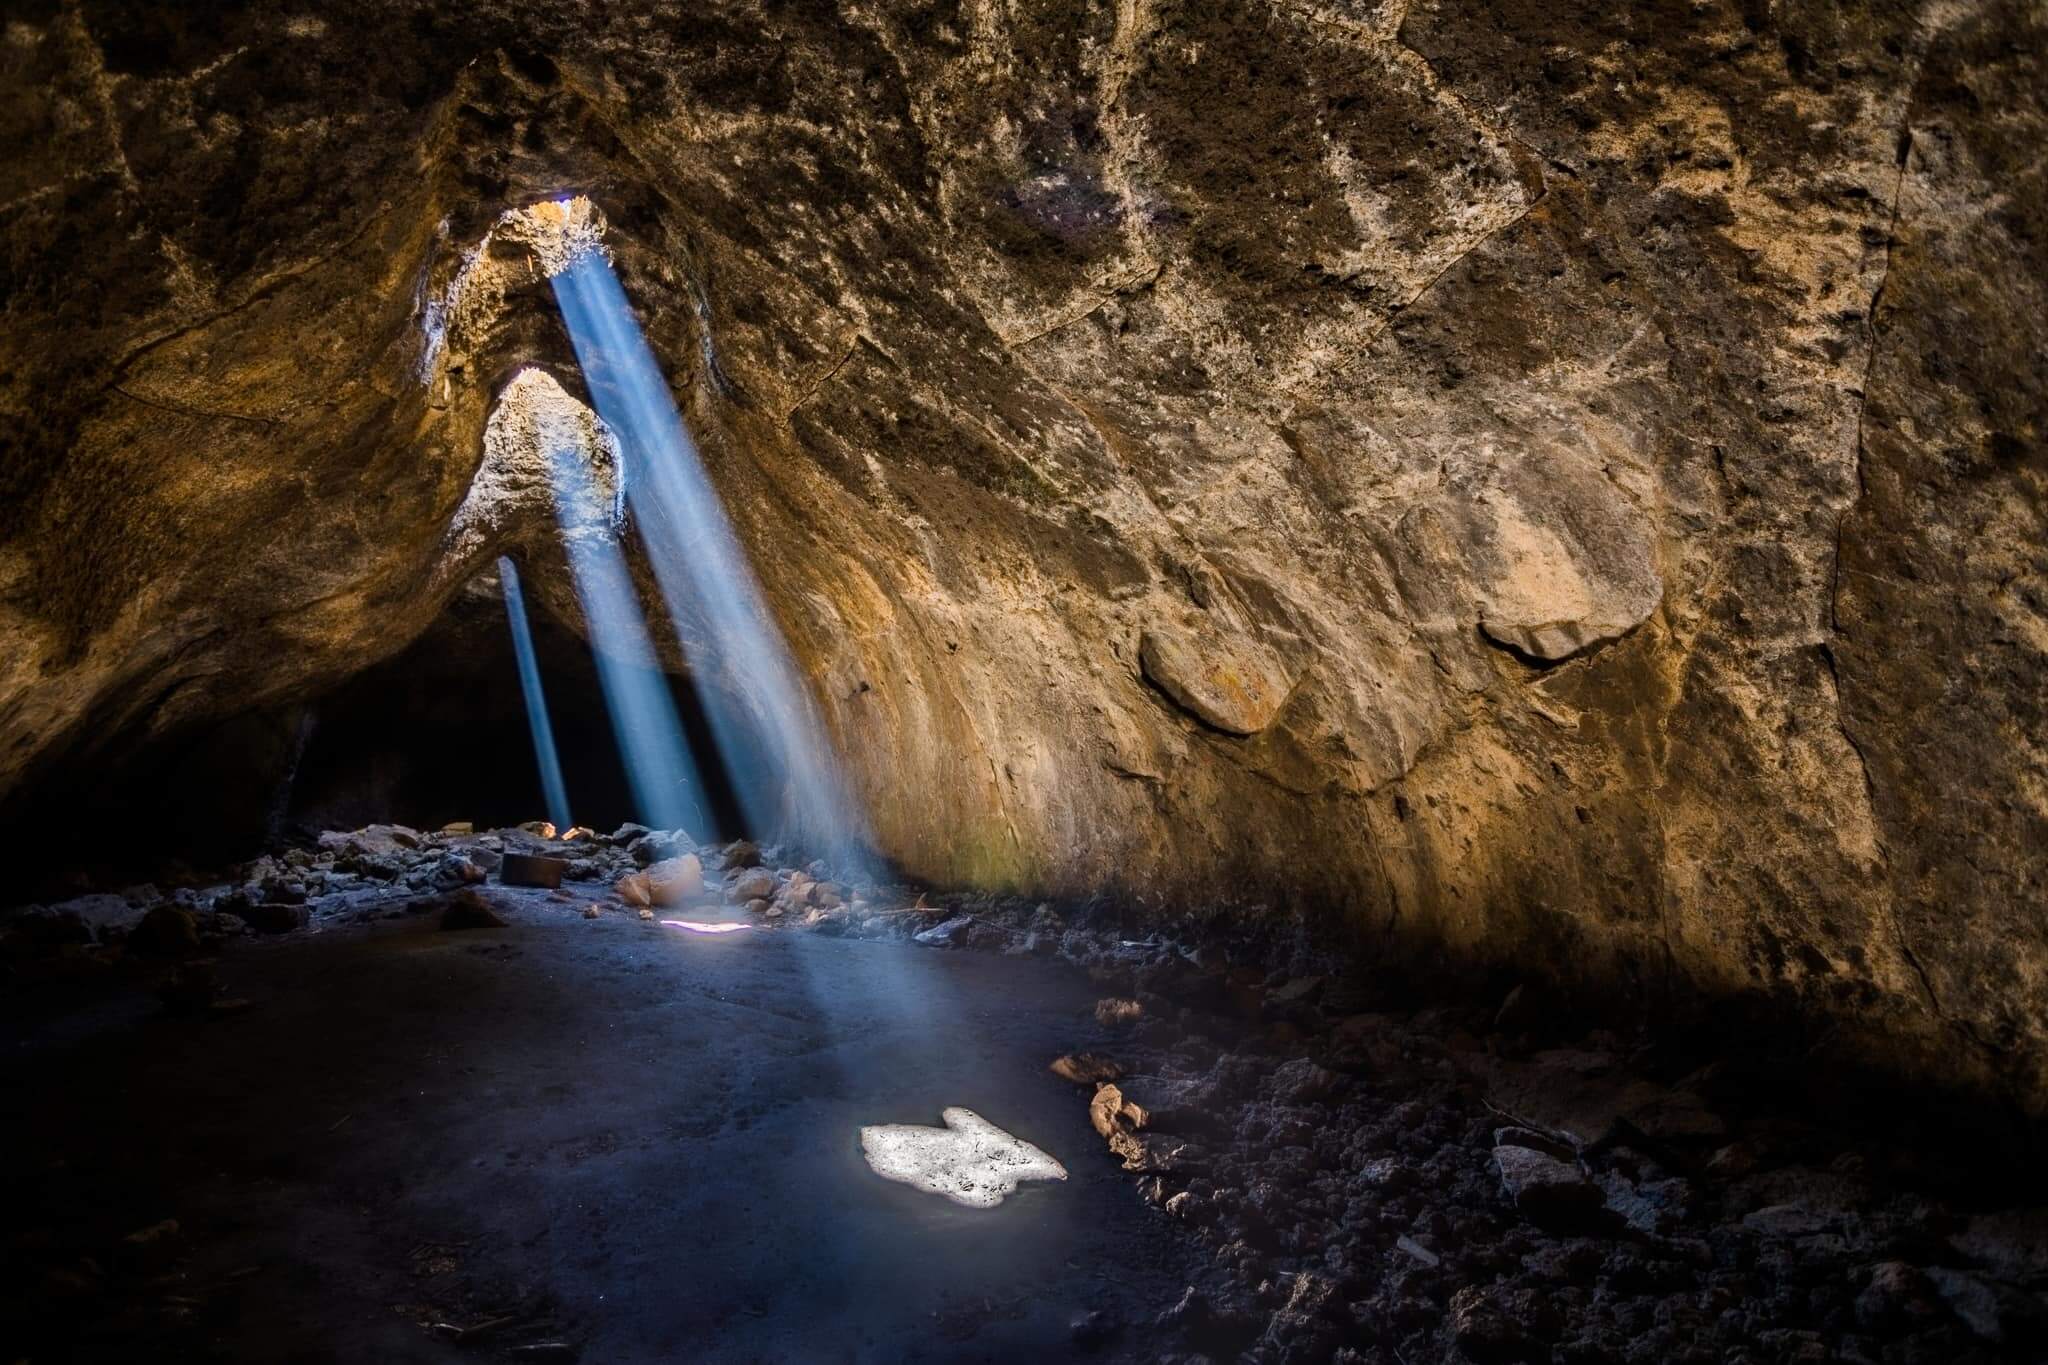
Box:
(660, 919), (751, 934)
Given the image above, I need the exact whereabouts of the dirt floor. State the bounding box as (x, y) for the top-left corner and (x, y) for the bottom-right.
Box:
(1, 881), (1196, 1362)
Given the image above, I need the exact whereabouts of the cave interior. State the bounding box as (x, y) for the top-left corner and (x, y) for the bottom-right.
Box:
(3, 1), (2047, 1362)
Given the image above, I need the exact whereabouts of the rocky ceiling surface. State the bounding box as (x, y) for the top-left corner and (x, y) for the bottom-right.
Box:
(1, 1), (2042, 1104)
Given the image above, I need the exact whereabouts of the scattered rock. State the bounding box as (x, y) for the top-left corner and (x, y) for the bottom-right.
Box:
(518, 821), (557, 839)
(1449, 1284), (1546, 1364)
(440, 821), (474, 835)
(1706, 1141), (1760, 1178)
(126, 905), (200, 957)
(1394, 1234), (1440, 1268)
(722, 839), (763, 869)
(1090, 1083), (1150, 1139)
(500, 853), (568, 889)
(1594, 1164), (1691, 1235)
(320, 824), (422, 859)
(643, 855), (703, 904)
(581, 906), (601, 919)
(1491, 1126), (1574, 1161)
(629, 832), (684, 867)
(1052, 1053), (1124, 1086)
(1095, 997), (1144, 1025)
(1741, 1202), (1832, 1239)
(727, 868), (779, 903)
(1482, 1049), (1722, 1148)
(1856, 1260), (1939, 1331)
(44, 892), (148, 941)
(1157, 1285), (1210, 1332)
(1950, 1207), (2048, 1282)
(440, 891), (508, 931)
(434, 853), (488, 888)
(1267, 975), (1325, 1009)
(4, 905), (91, 946)
(1259, 1272), (1340, 1358)
(1069, 1309), (1118, 1350)
(1920, 1266), (2048, 1345)
(1270, 1058), (1343, 1104)
(1492, 1142), (1602, 1228)
(913, 914), (973, 947)
(235, 902), (310, 934)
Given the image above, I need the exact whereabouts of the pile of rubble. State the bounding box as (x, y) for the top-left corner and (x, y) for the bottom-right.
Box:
(886, 907), (2048, 1364)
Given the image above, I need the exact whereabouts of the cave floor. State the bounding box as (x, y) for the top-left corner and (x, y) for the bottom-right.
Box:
(2, 886), (1197, 1363)
(9, 836), (2048, 1365)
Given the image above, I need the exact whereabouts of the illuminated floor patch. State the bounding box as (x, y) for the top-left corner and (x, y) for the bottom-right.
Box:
(859, 1108), (1067, 1208)
(660, 919), (750, 934)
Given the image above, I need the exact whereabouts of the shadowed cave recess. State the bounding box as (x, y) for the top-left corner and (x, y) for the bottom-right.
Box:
(2, 1), (2045, 1362)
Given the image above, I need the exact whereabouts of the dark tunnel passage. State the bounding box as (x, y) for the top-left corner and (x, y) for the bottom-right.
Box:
(4, 582), (758, 902)
(285, 581), (755, 844)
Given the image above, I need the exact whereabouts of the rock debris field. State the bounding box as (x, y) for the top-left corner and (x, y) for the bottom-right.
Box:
(6, 822), (2047, 1363)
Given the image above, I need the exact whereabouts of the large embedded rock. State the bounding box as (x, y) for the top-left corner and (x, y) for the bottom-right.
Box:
(1138, 622), (1295, 735)
(1462, 451), (1664, 663)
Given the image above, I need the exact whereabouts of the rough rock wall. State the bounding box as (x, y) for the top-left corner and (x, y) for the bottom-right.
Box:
(1, 1), (2041, 1102)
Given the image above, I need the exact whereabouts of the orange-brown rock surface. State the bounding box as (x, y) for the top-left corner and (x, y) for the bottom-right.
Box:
(1, 1), (2041, 1105)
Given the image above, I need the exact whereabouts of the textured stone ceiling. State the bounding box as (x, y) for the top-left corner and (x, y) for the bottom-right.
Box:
(0, 0), (2042, 1105)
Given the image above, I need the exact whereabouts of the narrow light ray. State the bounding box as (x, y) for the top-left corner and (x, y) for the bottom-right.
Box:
(547, 251), (874, 871)
(491, 365), (711, 839)
(548, 439), (711, 838)
(497, 555), (573, 832)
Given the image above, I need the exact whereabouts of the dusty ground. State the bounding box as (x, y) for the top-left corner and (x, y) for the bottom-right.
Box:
(6, 825), (2048, 1363)
(0, 870), (1195, 1362)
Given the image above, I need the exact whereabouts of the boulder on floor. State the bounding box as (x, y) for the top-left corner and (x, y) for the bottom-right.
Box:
(1492, 1139), (1603, 1229)
(439, 890), (508, 931)
(500, 853), (568, 889)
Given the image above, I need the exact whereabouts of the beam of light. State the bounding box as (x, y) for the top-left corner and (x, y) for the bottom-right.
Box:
(659, 919), (751, 934)
(497, 555), (574, 832)
(548, 427), (709, 839)
(859, 1108), (1067, 1209)
(491, 368), (713, 839)
(544, 239), (874, 872)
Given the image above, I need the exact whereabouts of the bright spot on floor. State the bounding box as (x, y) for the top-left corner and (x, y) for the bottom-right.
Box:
(859, 1108), (1067, 1209)
(660, 919), (750, 934)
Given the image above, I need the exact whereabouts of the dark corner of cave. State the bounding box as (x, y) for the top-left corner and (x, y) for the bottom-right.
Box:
(4, 3), (2047, 1363)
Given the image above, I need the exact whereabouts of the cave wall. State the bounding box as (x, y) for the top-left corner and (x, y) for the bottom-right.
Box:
(1, 1), (2041, 1103)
